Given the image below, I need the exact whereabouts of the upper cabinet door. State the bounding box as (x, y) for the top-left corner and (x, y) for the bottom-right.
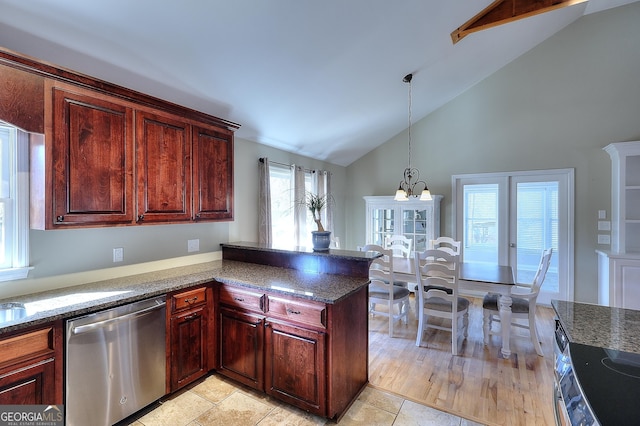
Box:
(193, 125), (234, 221)
(51, 86), (134, 226)
(136, 111), (192, 224)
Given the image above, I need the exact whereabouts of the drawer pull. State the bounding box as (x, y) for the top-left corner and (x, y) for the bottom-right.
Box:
(286, 308), (301, 315)
(184, 313), (199, 321)
(233, 297), (245, 302)
(184, 296), (198, 304)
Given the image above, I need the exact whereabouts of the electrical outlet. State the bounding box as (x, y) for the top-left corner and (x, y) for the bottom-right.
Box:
(113, 247), (124, 262)
(187, 239), (200, 253)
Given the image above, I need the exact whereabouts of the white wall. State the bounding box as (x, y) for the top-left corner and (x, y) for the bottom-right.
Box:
(344, 3), (640, 303)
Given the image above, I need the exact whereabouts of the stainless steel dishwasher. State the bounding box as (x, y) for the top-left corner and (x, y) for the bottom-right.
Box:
(65, 296), (166, 426)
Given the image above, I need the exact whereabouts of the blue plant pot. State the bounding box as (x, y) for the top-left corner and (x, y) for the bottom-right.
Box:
(311, 231), (332, 251)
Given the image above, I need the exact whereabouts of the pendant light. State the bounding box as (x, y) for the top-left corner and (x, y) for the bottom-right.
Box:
(394, 73), (432, 201)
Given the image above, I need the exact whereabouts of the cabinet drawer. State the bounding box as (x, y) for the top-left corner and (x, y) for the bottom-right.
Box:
(219, 286), (265, 312)
(171, 287), (207, 312)
(267, 296), (326, 329)
(0, 326), (55, 366)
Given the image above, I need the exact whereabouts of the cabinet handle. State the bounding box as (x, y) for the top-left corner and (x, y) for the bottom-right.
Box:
(57, 215), (64, 222)
(286, 308), (301, 315)
(184, 313), (199, 321)
(195, 213), (201, 219)
(233, 297), (245, 302)
(137, 214), (145, 222)
(184, 296), (198, 304)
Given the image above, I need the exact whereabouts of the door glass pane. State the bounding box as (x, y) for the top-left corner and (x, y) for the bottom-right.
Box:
(516, 181), (558, 292)
(463, 184), (499, 264)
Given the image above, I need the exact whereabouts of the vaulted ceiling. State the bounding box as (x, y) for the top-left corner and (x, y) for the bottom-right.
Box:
(0, 0), (636, 166)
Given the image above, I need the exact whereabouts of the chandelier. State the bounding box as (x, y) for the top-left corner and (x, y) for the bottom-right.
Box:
(394, 73), (432, 201)
(395, 74), (431, 201)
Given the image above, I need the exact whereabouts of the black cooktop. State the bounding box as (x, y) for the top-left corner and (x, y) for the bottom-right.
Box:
(570, 342), (640, 426)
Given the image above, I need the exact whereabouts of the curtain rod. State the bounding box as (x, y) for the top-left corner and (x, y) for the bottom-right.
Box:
(259, 157), (319, 174)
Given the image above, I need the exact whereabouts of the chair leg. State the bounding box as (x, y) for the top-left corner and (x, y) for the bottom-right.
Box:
(388, 301), (394, 337)
(451, 314), (458, 356)
(415, 311), (424, 347)
(529, 309), (543, 356)
(402, 300), (409, 324)
(482, 309), (491, 345)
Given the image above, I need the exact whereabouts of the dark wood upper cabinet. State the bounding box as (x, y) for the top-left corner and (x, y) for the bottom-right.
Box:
(0, 47), (239, 229)
(193, 125), (234, 221)
(136, 111), (192, 224)
(50, 84), (135, 226)
(0, 62), (44, 134)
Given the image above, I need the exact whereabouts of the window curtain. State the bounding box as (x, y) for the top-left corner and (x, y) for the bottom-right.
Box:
(293, 165), (307, 247)
(258, 158), (272, 245)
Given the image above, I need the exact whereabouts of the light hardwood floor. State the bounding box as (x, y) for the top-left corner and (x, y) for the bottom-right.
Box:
(368, 294), (556, 426)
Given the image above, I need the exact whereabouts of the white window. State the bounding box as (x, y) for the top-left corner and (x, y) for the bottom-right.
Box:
(0, 123), (31, 281)
(268, 164), (317, 248)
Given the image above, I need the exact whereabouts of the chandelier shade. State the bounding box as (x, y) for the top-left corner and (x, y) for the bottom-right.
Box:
(394, 73), (431, 201)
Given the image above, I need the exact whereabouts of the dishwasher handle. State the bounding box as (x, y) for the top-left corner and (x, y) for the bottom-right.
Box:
(72, 301), (166, 335)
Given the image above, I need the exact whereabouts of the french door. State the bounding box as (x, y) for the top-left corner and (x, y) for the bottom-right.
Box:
(453, 169), (574, 303)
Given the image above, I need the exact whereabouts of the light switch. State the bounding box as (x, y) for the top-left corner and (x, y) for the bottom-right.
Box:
(598, 234), (610, 245)
(598, 210), (607, 219)
(598, 221), (611, 231)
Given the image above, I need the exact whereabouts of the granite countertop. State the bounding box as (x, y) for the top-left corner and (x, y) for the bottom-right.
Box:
(552, 299), (640, 354)
(0, 259), (369, 335)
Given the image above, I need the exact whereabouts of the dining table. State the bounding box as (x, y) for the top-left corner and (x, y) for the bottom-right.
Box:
(392, 257), (516, 357)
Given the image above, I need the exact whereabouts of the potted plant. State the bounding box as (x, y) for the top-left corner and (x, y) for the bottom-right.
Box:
(302, 192), (333, 251)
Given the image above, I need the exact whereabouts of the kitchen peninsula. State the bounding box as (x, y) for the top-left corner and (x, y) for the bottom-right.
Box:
(0, 243), (376, 422)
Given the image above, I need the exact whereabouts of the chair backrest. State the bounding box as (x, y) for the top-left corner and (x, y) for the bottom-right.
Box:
(428, 237), (461, 256)
(330, 236), (340, 249)
(414, 249), (460, 303)
(385, 235), (413, 258)
(530, 248), (553, 294)
(360, 243), (396, 295)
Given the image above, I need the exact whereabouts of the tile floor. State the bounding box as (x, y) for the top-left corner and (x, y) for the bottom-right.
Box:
(125, 374), (484, 426)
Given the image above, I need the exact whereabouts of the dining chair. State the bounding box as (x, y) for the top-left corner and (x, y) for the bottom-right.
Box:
(384, 235), (413, 258)
(414, 249), (469, 355)
(360, 244), (411, 337)
(330, 236), (341, 249)
(428, 237), (461, 256)
(482, 248), (553, 356)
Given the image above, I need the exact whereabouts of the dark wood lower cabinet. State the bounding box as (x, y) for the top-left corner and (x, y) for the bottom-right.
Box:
(265, 320), (326, 415)
(218, 307), (264, 390)
(0, 321), (63, 405)
(217, 284), (368, 421)
(167, 286), (213, 393)
(0, 357), (56, 405)
(169, 305), (208, 391)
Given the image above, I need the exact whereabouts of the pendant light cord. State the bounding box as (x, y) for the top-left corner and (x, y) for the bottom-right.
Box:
(404, 74), (413, 170)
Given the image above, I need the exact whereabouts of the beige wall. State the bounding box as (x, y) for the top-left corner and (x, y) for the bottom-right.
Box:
(344, 3), (640, 303)
(1, 137), (346, 299)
